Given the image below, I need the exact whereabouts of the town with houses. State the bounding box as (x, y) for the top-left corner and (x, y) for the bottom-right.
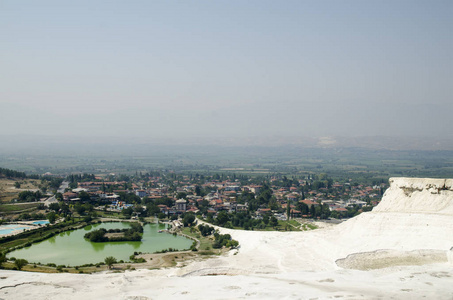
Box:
(61, 173), (386, 224)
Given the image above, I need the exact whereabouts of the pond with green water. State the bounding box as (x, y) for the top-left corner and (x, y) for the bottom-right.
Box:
(7, 222), (193, 266)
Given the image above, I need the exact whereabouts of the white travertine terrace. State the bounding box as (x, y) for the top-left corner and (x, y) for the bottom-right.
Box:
(374, 177), (453, 214)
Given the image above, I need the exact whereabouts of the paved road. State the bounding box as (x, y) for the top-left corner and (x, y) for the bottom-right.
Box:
(43, 181), (69, 207)
(57, 181), (69, 194)
(44, 195), (58, 207)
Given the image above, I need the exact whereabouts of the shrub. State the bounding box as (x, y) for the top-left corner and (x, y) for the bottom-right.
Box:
(14, 259), (28, 270)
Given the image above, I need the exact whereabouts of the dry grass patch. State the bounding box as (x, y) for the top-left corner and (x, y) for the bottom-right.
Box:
(0, 178), (41, 203)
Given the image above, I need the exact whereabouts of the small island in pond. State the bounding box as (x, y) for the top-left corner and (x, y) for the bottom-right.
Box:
(84, 223), (143, 242)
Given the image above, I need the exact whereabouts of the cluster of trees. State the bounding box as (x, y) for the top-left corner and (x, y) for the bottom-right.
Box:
(0, 167), (27, 179)
(84, 223), (143, 242)
(295, 202), (331, 219)
(48, 202), (70, 215)
(40, 176), (64, 192)
(197, 224), (215, 236)
(117, 192), (141, 204)
(1, 166), (63, 192)
(0, 255), (28, 270)
(14, 258), (28, 270)
(193, 224), (238, 249)
(67, 173), (96, 189)
(46, 211), (57, 224)
(120, 196), (178, 219)
(182, 213), (196, 227)
(17, 190), (43, 202)
(107, 194), (179, 220)
(274, 175), (299, 188)
(212, 232), (239, 249)
(208, 211), (279, 230)
(17, 212), (46, 221)
(83, 230), (112, 243)
(74, 203), (94, 216)
(247, 184), (277, 211)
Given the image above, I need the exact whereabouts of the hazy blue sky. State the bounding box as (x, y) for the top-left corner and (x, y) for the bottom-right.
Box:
(1, 1), (452, 140)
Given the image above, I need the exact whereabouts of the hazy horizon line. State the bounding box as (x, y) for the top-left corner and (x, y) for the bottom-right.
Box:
(2, 133), (453, 151)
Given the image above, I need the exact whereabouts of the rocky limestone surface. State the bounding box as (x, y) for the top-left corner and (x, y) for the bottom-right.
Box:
(374, 177), (453, 214)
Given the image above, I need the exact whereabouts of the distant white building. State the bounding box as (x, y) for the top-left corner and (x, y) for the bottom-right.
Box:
(135, 190), (147, 197)
(72, 188), (88, 193)
(175, 199), (187, 211)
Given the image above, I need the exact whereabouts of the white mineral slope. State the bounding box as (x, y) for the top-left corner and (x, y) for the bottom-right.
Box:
(330, 177), (453, 255)
(2, 177), (453, 299)
(374, 177), (453, 214)
(176, 177), (453, 276)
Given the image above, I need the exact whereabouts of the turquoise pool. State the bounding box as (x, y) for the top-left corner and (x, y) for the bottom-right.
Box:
(0, 224), (32, 235)
(32, 220), (49, 225)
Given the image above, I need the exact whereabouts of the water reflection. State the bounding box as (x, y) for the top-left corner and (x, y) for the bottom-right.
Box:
(90, 241), (105, 252)
(127, 241), (142, 249)
(7, 222), (192, 265)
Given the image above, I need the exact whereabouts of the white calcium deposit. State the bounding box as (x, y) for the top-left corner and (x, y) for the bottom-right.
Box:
(2, 177), (453, 299)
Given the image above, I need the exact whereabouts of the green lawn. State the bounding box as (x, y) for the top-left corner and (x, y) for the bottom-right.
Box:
(181, 227), (213, 251)
(0, 203), (40, 212)
(95, 210), (123, 218)
(301, 223), (318, 231)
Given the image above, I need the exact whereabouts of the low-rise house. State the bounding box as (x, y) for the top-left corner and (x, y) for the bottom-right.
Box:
(63, 192), (77, 201)
(157, 205), (170, 215)
(299, 199), (318, 208)
(248, 185), (262, 194)
(186, 207), (199, 214)
(236, 204), (248, 212)
(256, 208), (271, 217)
(290, 209), (301, 218)
(286, 193), (299, 201)
(104, 193), (120, 201)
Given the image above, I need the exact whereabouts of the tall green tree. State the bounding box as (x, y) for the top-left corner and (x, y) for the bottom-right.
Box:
(183, 213), (196, 227)
(14, 259), (28, 270)
(310, 205), (316, 219)
(78, 191), (91, 202)
(195, 185), (202, 196)
(47, 212), (57, 224)
(0, 253), (6, 268)
(216, 211), (230, 226)
(269, 216), (278, 228)
(48, 203), (60, 212)
(104, 256), (117, 269)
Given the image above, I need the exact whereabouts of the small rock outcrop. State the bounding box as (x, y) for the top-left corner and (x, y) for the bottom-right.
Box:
(372, 178), (453, 214)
